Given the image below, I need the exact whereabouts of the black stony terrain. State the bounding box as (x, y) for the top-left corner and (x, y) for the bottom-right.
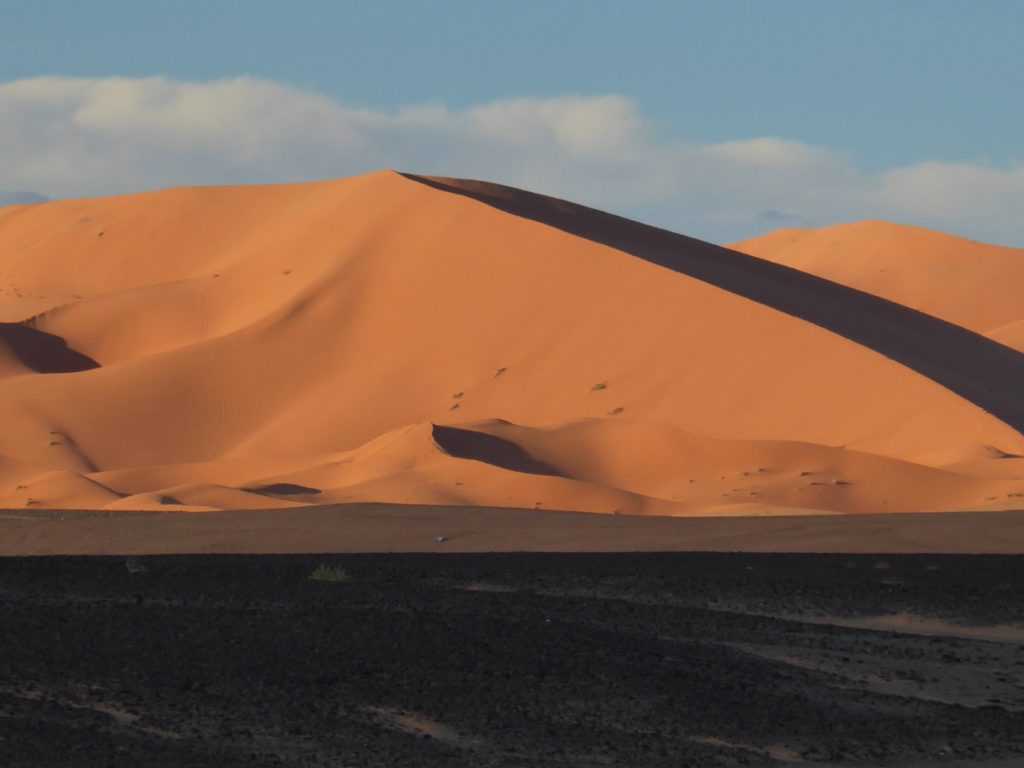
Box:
(2, 553), (1024, 767)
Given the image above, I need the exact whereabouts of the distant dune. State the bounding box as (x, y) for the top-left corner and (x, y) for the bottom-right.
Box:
(731, 221), (1024, 351)
(0, 190), (48, 208)
(0, 171), (1021, 515)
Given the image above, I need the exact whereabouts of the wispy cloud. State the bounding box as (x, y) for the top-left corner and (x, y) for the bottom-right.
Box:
(2, 76), (1022, 246)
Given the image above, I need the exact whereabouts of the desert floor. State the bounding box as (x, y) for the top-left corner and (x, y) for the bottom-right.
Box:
(2, 504), (1024, 556)
(2, 550), (1023, 767)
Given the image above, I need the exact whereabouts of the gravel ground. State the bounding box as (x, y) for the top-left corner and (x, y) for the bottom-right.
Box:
(1, 552), (1023, 767)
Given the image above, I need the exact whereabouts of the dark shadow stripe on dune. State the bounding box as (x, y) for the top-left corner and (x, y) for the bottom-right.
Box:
(0, 322), (100, 374)
(403, 174), (1024, 436)
(432, 424), (563, 477)
(242, 483), (323, 498)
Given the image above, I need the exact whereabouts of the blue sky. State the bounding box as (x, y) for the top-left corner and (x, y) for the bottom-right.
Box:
(2, 1), (1023, 244)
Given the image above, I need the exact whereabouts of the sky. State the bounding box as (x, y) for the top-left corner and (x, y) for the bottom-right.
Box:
(1, 0), (1022, 245)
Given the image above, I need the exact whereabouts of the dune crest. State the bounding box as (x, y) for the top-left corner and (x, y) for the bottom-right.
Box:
(0, 171), (1021, 514)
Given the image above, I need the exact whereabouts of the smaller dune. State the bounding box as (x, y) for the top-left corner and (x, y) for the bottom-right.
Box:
(105, 485), (309, 512)
(731, 221), (1024, 349)
(5, 416), (1023, 515)
(989, 318), (1024, 351)
(115, 418), (1024, 516)
(0, 467), (121, 509)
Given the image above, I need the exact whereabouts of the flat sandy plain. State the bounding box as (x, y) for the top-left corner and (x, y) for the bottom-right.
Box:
(2, 504), (1024, 556)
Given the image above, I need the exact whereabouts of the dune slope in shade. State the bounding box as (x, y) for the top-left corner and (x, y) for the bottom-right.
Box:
(0, 322), (99, 376)
(730, 221), (1024, 350)
(0, 170), (1021, 514)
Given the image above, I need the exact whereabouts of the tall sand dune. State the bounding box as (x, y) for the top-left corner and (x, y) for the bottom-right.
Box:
(0, 171), (1021, 515)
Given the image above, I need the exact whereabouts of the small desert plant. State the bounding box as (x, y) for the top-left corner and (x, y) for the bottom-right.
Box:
(591, 382), (607, 391)
(310, 564), (349, 583)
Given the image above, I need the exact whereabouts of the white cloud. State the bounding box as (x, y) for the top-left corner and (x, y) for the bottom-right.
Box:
(1, 75), (1023, 246)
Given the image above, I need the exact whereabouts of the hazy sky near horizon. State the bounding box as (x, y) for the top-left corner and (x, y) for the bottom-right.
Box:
(2, 0), (1023, 245)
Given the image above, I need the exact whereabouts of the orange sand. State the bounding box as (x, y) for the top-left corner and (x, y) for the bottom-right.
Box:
(731, 221), (1024, 350)
(0, 172), (1021, 515)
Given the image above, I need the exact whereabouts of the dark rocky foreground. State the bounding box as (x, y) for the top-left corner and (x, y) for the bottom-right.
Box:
(2, 553), (1023, 767)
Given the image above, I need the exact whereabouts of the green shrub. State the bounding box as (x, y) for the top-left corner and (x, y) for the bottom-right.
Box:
(310, 564), (349, 583)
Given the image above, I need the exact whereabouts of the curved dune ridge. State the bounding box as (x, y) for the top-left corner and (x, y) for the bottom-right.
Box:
(0, 170), (1022, 515)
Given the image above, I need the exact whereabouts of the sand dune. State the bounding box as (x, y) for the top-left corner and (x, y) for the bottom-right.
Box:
(731, 221), (1024, 350)
(990, 318), (1024, 351)
(0, 170), (1021, 515)
(227, 418), (1024, 515)
(412, 176), (1024, 437)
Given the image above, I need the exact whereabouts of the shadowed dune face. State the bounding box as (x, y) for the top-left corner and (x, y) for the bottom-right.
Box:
(242, 483), (322, 498)
(0, 170), (1022, 515)
(0, 322), (99, 375)
(431, 424), (561, 477)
